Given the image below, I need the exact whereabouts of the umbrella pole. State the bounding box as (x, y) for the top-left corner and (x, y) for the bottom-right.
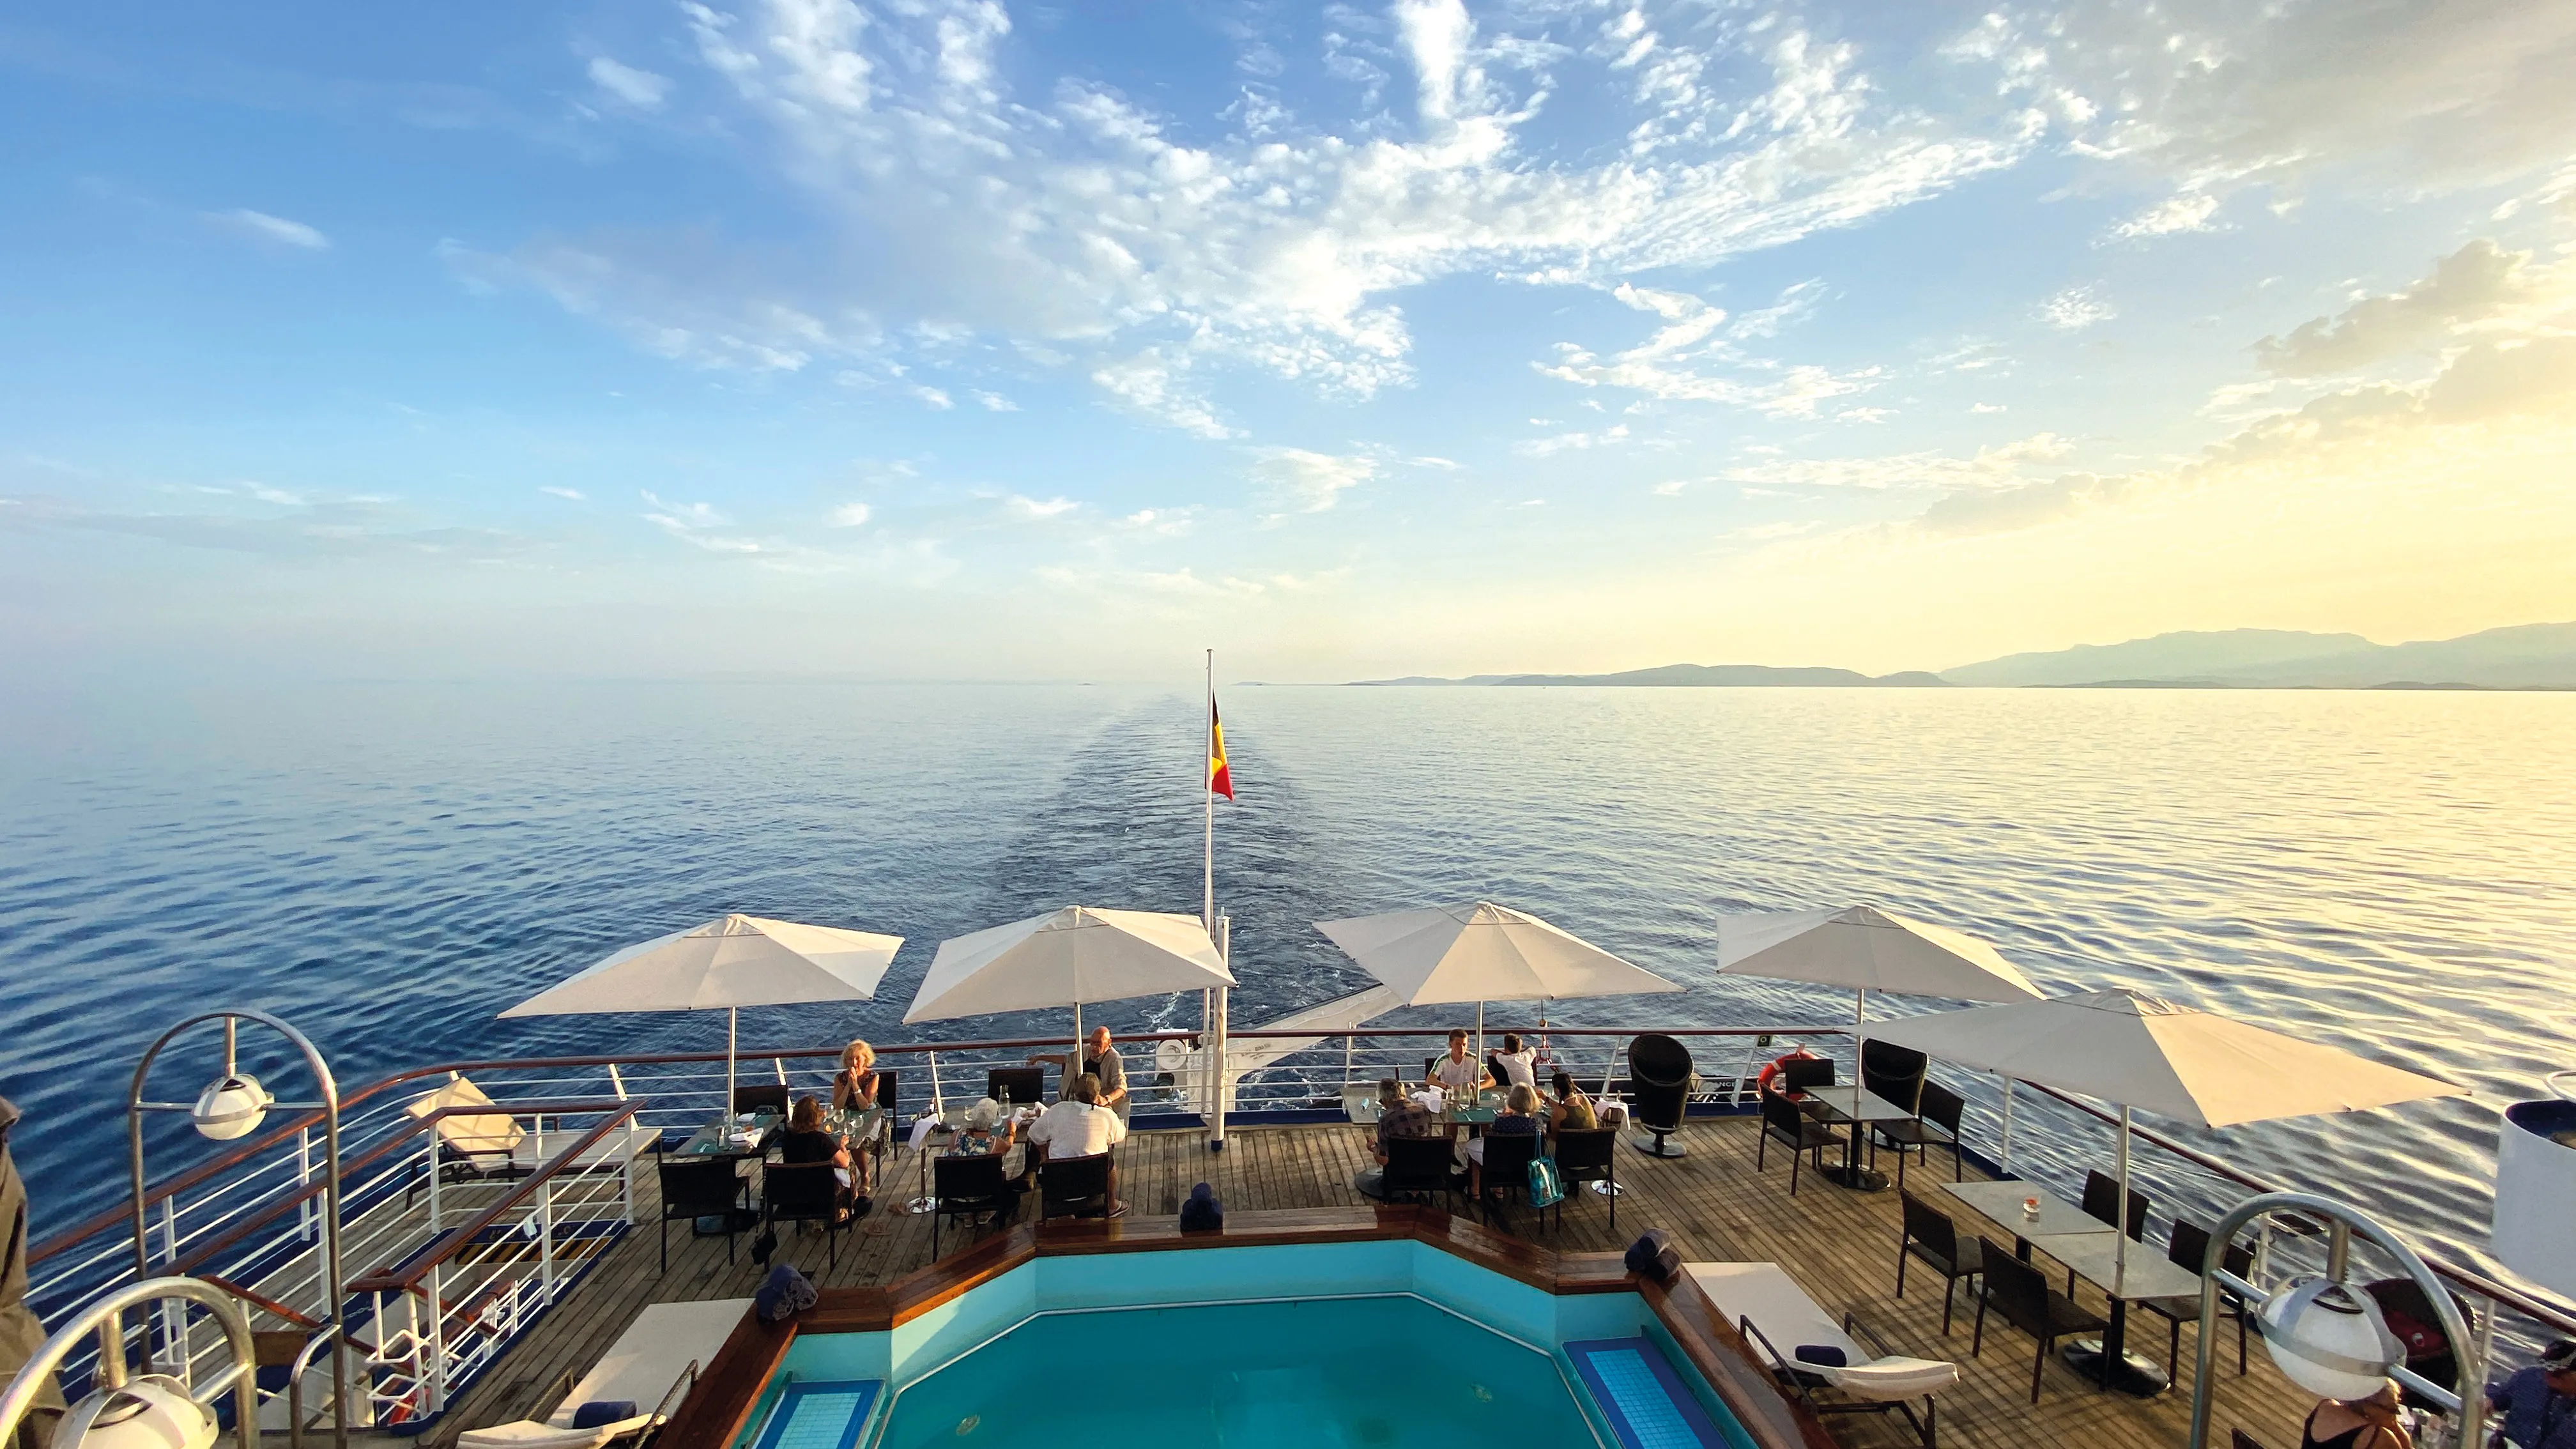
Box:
(1476, 1000), (1484, 1075)
(1853, 987), (1867, 1076)
(2115, 1105), (2133, 1278)
(1998, 1076), (2014, 1170)
(726, 1007), (738, 1121)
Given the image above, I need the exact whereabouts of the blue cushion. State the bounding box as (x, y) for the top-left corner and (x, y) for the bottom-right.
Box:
(1792, 1345), (1847, 1368)
(570, 1400), (637, 1429)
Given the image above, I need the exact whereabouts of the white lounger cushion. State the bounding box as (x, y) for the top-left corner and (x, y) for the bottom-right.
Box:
(1813, 1358), (1960, 1400)
(1683, 1262), (1956, 1399)
(456, 1298), (753, 1449)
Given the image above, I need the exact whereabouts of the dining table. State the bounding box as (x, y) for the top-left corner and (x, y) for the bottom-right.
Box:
(1795, 1085), (1919, 1192)
(1941, 1177), (2194, 1397)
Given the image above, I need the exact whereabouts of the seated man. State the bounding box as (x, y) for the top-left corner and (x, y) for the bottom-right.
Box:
(1486, 1033), (1538, 1092)
(1371, 1078), (1433, 1164)
(1427, 1029), (1482, 1100)
(1023, 1072), (1128, 1216)
(2488, 1338), (2576, 1449)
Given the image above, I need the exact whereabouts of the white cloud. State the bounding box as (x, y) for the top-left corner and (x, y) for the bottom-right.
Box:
(491, 3), (2029, 428)
(1004, 494), (1078, 520)
(2039, 285), (2115, 331)
(972, 390), (1018, 411)
(1954, 1), (2576, 201)
(211, 209), (329, 250)
(1517, 424), (1630, 456)
(539, 486), (586, 500)
(1540, 284), (1878, 415)
(2112, 190), (2221, 239)
(588, 57), (673, 109)
(1970, 402), (2008, 414)
(1250, 447), (1379, 511)
(908, 384), (954, 409)
(2255, 240), (2546, 376)
(1728, 433), (2075, 491)
(828, 502), (872, 526)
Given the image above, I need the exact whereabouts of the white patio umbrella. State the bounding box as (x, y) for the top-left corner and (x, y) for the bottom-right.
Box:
(500, 914), (903, 1114)
(1867, 987), (2464, 1278)
(1314, 901), (1681, 1065)
(1717, 902), (2042, 1080)
(902, 907), (1235, 1101)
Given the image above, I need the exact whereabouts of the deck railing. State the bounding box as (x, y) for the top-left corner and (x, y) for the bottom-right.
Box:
(25, 1024), (2576, 1436)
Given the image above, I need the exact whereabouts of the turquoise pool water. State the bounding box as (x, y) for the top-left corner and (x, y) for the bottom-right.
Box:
(875, 1294), (1601, 1449)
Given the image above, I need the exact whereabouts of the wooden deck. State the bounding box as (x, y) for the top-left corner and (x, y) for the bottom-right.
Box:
(418, 1116), (2310, 1449)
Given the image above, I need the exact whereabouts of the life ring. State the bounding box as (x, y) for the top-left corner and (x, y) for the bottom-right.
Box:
(1755, 1046), (1821, 1094)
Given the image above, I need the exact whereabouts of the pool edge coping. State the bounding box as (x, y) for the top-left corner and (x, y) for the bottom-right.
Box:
(657, 1204), (1834, 1449)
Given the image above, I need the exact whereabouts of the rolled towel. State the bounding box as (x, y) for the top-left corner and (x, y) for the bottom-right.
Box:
(1792, 1345), (1847, 1367)
(569, 1402), (638, 1430)
(1179, 1181), (1223, 1232)
(756, 1263), (817, 1322)
(1624, 1229), (1680, 1283)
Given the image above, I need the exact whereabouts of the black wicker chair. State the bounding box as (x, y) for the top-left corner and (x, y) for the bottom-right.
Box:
(1860, 1040), (1929, 1112)
(1896, 1189), (1984, 1334)
(930, 1153), (1013, 1257)
(1873, 1080), (1966, 1188)
(1627, 1034), (1693, 1158)
(1550, 1127), (1618, 1232)
(2139, 1218), (2256, 1386)
(730, 1083), (790, 1117)
(1475, 1131), (1543, 1231)
(1037, 1151), (1113, 1221)
(1757, 1088), (1845, 1195)
(1974, 1241), (2110, 1404)
(1382, 1135), (1465, 1211)
(762, 1160), (851, 1267)
(654, 1147), (749, 1273)
(986, 1067), (1046, 1108)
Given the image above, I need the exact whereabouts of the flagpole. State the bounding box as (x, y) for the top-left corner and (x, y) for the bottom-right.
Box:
(1204, 648), (1227, 1153)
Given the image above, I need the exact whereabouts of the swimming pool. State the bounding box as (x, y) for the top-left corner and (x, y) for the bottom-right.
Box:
(732, 1241), (1752, 1449)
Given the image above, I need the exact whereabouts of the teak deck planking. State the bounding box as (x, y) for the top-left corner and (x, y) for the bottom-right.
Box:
(394, 1117), (2311, 1449)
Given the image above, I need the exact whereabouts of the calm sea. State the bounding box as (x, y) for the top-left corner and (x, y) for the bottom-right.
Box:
(2, 681), (2570, 1308)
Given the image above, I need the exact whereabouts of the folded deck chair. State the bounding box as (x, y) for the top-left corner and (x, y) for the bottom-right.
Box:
(1685, 1262), (1956, 1448)
(456, 1298), (751, 1449)
(406, 1077), (647, 1197)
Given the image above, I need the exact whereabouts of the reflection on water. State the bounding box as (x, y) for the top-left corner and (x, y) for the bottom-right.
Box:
(0, 682), (2569, 1307)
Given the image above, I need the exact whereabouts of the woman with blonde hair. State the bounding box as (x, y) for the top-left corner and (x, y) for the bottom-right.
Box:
(832, 1039), (879, 1112)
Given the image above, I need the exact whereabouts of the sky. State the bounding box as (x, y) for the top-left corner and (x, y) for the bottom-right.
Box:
(4, 0), (2575, 682)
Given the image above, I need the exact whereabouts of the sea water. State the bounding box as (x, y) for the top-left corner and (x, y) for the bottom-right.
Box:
(0, 680), (2569, 1300)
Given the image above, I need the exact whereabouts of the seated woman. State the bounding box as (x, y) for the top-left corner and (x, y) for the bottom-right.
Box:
(1464, 1084), (1545, 1196)
(781, 1095), (858, 1221)
(1549, 1070), (1598, 1135)
(831, 1039), (879, 1112)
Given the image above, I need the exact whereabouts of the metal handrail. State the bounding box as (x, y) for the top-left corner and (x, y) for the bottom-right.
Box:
(350, 1101), (645, 1294)
(27, 1023), (2575, 1352)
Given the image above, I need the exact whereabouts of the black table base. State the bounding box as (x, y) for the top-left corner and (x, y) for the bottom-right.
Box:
(2062, 1338), (2170, 1397)
(1820, 1163), (1889, 1192)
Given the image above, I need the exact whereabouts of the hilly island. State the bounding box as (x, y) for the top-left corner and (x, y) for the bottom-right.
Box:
(1354, 622), (2576, 691)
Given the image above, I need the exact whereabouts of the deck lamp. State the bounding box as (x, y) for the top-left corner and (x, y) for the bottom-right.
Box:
(52, 1376), (220, 1449)
(188, 1073), (271, 1142)
(2256, 1276), (2402, 1400)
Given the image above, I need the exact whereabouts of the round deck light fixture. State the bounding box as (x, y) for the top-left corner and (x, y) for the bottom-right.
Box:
(190, 1073), (272, 1141)
(2256, 1276), (2400, 1400)
(52, 1376), (219, 1449)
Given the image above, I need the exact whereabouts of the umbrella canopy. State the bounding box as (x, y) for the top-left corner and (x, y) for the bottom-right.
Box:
(1861, 986), (2462, 1130)
(1314, 901), (1679, 1006)
(1867, 986), (2465, 1282)
(500, 914), (904, 1113)
(902, 907), (1232, 1024)
(501, 914), (904, 1018)
(1715, 903), (2041, 1003)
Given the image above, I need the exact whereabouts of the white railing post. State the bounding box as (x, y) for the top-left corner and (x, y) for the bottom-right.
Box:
(772, 1057), (788, 1086)
(538, 1174), (556, 1300)
(424, 1265), (447, 1414)
(300, 1126), (317, 1241)
(156, 1199), (183, 1384)
(607, 1062), (627, 1100)
(1343, 1034), (1355, 1087)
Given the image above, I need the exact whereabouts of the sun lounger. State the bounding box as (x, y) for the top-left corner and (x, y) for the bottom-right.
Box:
(456, 1298), (751, 1449)
(1685, 1261), (1956, 1447)
(406, 1076), (648, 1197)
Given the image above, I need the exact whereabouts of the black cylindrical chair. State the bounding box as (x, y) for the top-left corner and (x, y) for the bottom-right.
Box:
(1860, 1039), (1929, 1112)
(1627, 1034), (1692, 1158)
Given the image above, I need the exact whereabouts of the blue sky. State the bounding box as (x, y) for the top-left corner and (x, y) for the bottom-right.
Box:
(6, 0), (2575, 681)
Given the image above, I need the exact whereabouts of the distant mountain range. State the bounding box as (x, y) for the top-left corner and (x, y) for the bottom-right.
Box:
(1350, 622), (2576, 690)
(1354, 663), (1946, 688)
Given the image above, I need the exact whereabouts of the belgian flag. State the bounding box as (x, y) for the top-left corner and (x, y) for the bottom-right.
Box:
(1208, 698), (1234, 801)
